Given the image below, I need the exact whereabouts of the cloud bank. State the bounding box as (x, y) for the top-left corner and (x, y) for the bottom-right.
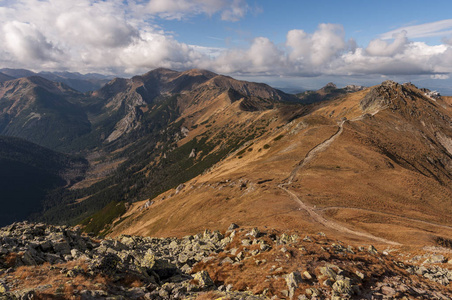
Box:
(0, 0), (451, 80)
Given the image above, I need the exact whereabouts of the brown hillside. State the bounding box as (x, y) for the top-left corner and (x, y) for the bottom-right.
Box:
(109, 81), (452, 248)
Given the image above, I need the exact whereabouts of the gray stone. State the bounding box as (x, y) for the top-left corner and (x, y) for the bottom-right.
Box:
(319, 266), (337, 280)
(305, 288), (321, 297)
(193, 271), (214, 287)
(228, 223), (239, 231)
(355, 270), (365, 280)
(53, 241), (71, 255)
(241, 239), (251, 246)
(12, 288), (36, 300)
(368, 245), (378, 255)
(332, 277), (353, 295)
(71, 248), (81, 258)
(248, 228), (261, 238)
(303, 236), (312, 242)
(285, 271), (302, 299)
(423, 254), (446, 264)
(303, 271), (312, 280)
(221, 257), (234, 265)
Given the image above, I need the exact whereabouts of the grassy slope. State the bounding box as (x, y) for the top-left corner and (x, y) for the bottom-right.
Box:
(109, 86), (452, 247)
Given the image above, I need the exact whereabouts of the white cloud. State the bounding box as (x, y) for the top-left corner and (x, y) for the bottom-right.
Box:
(3, 21), (62, 63)
(366, 31), (408, 56)
(206, 24), (452, 78)
(55, 11), (138, 48)
(380, 19), (452, 39)
(0, 0), (451, 82)
(286, 24), (348, 68)
(211, 37), (286, 74)
(145, 0), (249, 21)
(118, 31), (203, 74)
(220, 0), (248, 22)
(431, 74), (449, 80)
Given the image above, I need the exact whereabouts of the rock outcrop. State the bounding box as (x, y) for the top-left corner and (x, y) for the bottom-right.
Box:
(0, 222), (451, 299)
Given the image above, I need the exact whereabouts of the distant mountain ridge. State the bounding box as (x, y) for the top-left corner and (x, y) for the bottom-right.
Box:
(0, 72), (15, 83)
(0, 76), (91, 151)
(0, 68), (112, 92)
(296, 82), (365, 103)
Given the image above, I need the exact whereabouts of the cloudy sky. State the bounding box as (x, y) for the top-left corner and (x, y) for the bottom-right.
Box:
(1, 0), (452, 91)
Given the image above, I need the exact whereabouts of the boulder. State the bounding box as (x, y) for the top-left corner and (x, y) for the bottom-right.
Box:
(332, 277), (353, 295)
(227, 223), (239, 231)
(193, 271), (214, 287)
(285, 271), (302, 299)
(141, 250), (178, 280)
(319, 266), (337, 280)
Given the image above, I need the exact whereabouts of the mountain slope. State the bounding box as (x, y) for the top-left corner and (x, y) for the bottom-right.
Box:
(297, 82), (364, 103)
(0, 68), (111, 92)
(109, 80), (452, 247)
(91, 68), (297, 144)
(33, 68), (301, 229)
(0, 136), (87, 226)
(0, 76), (91, 150)
(0, 72), (15, 83)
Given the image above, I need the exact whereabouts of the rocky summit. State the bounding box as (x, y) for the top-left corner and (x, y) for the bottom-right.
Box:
(0, 222), (451, 299)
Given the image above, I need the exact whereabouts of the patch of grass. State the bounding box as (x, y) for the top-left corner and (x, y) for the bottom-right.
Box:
(80, 201), (126, 236)
(436, 236), (452, 249)
(237, 149), (247, 156)
(273, 134), (284, 141)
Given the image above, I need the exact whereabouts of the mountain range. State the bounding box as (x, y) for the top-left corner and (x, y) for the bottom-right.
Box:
(0, 68), (111, 92)
(0, 68), (451, 249)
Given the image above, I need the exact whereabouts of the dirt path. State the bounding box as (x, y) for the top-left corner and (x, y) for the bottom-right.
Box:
(279, 120), (401, 245)
(278, 185), (400, 245)
(286, 121), (344, 184)
(319, 206), (452, 231)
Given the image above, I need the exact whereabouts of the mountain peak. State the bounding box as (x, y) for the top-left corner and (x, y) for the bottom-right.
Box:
(142, 67), (179, 78)
(180, 68), (217, 78)
(359, 80), (443, 114)
(323, 82), (337, 89)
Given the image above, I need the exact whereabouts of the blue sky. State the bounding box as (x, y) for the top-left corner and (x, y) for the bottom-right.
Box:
(1, 0), (452, 92)
(165, 0), (452, 47)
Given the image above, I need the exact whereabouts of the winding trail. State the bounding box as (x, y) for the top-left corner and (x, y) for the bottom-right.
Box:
(286, 121), (344, 185)
(279, 120), (401, 245)
(318, 206), (452, 232)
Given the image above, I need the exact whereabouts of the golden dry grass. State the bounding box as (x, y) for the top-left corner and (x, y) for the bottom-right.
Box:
(109, 86), (452, 247)
(190, 228), (451, 299)
(7, 260), (113, 299)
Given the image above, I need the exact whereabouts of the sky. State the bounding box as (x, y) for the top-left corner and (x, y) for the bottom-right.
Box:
(1, 0), (452, 92)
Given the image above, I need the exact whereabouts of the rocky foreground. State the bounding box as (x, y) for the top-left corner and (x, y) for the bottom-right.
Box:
(0, 222), (451, 299)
